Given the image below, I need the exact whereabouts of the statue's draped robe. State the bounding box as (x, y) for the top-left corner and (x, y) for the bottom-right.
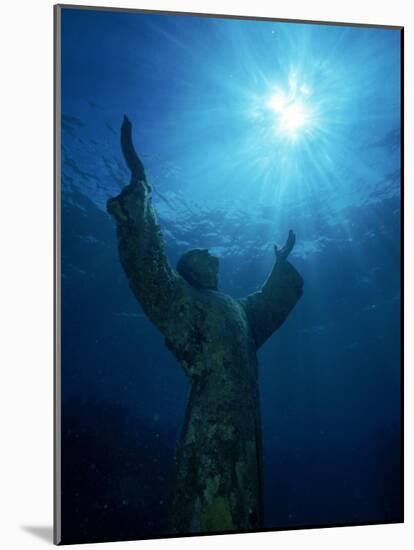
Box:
(108, 118), (303, 534)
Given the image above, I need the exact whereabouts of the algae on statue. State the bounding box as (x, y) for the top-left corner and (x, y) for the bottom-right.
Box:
(107, 116), (303, 535)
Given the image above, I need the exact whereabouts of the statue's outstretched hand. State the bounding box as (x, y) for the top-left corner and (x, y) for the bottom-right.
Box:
(274, 230), (296, 262)
(107, 115), (150, 220)
(121, 114), (146, 182)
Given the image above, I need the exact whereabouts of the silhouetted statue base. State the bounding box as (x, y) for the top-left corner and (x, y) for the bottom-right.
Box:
(108, 116), (303, 534)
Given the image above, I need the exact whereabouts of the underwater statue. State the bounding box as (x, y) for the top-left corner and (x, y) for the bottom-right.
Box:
(108, 116), (303, 535)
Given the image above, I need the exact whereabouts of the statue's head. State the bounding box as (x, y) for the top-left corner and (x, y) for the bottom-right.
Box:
(177, 249), (219, 290)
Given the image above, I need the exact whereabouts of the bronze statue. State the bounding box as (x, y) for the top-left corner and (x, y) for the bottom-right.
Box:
(108, 115), (303, 535)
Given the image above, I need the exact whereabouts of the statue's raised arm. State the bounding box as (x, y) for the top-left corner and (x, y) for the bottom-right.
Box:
(107, 115), (186, 336)
(240, 230), (304, 349)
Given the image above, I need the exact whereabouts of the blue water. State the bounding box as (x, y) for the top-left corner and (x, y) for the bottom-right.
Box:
(59, 7), (402, 543)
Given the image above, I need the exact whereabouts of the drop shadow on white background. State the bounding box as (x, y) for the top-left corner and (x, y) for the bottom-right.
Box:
(21, 526), (53, 544)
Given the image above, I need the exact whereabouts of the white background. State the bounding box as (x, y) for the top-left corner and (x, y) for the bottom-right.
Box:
(0, 0), (411, 548)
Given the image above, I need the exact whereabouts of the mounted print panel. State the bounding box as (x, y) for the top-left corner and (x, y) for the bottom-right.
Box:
(54, 4), (403, 545)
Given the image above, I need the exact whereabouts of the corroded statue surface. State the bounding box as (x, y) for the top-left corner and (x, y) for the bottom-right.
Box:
(108, 116), (303, 535)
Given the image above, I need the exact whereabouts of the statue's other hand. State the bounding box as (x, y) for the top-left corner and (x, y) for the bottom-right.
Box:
(274, 230), (296, 262)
